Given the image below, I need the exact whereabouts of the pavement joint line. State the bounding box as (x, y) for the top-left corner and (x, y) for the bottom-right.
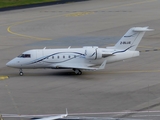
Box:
(3, 80), (21, 116)
(138, 46), (157, 49)
(111, 70), (160, 73)
(91, 0), (157, 11)
(6, 0), (157, 41)
(95, 70), (160, 74)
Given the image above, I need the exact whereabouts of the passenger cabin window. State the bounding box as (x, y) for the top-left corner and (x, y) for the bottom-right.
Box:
(18, 54), (31, 58)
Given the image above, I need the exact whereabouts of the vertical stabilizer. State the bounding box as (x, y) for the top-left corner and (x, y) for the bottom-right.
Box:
(114, 27), (153, 51)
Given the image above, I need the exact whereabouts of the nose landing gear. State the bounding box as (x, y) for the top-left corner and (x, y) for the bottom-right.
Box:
(19, 69), (24, 76)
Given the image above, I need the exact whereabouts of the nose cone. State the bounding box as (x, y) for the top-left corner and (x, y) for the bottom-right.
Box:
(6, 60), (15, 67)
(6, 58), (20, 68)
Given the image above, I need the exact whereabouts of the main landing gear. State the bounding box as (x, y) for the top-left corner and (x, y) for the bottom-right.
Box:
(73, 69), (82, 75)
(19, 69), (24, 76)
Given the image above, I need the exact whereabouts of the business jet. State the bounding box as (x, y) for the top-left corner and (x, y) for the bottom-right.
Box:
(6, 27), (153, 76)
(2, 109), (68, 120)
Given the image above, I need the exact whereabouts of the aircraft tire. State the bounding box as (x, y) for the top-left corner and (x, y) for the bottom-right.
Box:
(73, 69), (82, 75)
(19, 72), (23, 76)
(78, 70), (82, 75)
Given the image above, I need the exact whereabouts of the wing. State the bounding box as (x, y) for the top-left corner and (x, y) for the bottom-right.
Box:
(31, 114), (67, 120)
(2, 114), (67, 120)
(53, 60), (107, 70)
(2, 109), (68, 120)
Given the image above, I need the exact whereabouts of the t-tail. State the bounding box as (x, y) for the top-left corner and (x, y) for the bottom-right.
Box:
(114, 27), (153, 51)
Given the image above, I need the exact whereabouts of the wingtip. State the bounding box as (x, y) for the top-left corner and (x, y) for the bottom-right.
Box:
(66, 108), (68, 115)
(99, 60), (107, 69)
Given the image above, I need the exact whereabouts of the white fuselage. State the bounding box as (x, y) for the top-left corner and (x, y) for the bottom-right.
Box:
(7, 27), (152, 75)
(6, 46), (139, 69)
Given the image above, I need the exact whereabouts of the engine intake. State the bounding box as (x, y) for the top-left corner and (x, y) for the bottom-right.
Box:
(84, 46), (102, 60)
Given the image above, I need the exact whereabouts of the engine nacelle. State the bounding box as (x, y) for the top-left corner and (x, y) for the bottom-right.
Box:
(84, 46), (102, 60)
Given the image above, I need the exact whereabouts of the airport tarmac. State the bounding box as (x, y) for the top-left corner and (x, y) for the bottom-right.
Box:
(0, 0), (160, 119)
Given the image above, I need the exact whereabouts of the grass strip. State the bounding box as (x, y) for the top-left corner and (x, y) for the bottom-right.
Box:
(0, 0), (59, 8)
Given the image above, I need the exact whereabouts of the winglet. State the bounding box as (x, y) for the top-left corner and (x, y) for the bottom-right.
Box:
(65, 108), (68, 116)
(98, 60), (107, 70)
(0, 115), (4, 120)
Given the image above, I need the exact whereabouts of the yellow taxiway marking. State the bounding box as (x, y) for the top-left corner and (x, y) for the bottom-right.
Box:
(7, 0), (156, 40)
(0, 76), (8, 80)
(7, 21), (52, 40)
(7, 14), (66, 41)
(65, 11), (94, 17)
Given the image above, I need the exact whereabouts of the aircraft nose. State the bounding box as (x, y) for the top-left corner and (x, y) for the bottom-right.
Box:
(6, 59), (19, 68)
(6, 60), (14, 67)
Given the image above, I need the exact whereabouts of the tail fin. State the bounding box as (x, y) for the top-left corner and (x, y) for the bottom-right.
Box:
(114, 27), (153, 51)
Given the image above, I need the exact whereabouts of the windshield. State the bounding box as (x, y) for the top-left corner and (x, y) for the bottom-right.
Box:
(18, 54), (31, 58)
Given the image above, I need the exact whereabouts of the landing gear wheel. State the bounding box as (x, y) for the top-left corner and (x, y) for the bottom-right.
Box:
(19, 72), (23, 76)
(73, 69), (82, 75)
(19, 69), (23, 76)
(78, 71), (82, 75)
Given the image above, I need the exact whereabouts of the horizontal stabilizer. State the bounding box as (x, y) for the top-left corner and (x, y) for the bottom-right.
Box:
(133, 27), (154, 32)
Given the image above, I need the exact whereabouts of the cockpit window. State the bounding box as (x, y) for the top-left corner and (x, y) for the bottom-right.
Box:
(18, 54), (31, 58)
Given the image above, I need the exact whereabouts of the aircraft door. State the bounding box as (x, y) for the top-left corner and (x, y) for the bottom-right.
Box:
(36, 50), (44, 67)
